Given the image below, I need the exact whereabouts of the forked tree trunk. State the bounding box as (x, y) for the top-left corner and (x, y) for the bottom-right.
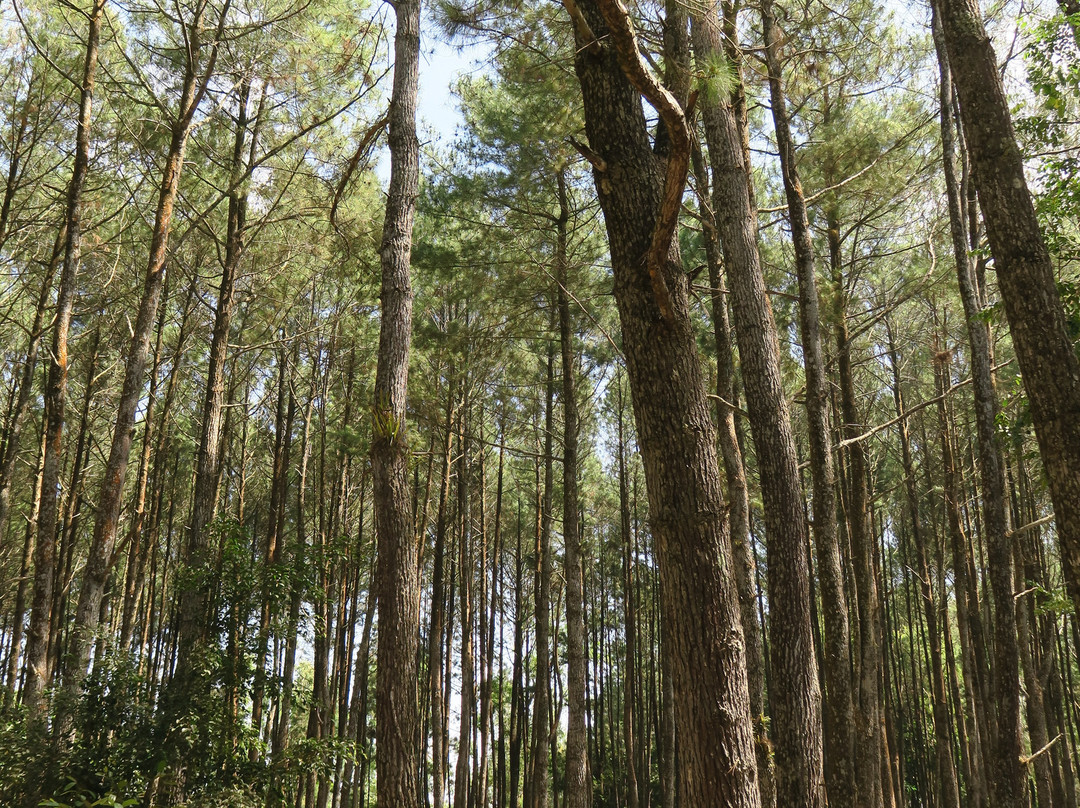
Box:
(569, 2), (761, 804)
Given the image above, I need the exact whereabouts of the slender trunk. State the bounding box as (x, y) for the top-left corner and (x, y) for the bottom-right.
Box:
(454, 409), (475, 808)
(61, 0), (226, 722)
(23, 0), (106, 720)
(556, 171), (590, 808)
(690, 4), (823, 804)
(5, 425), (47, 698)
(828, 221), (884, 808)
(429, 380), (454, 808)
(529, 348), (555, 808)
(616, 385), (640, 808)
(759, 5), (853, 805)
(885, 322), (960, 808)
(0, 269), (53, 544)
(180, 79), (257, 650)
(371, 0), (421, 800)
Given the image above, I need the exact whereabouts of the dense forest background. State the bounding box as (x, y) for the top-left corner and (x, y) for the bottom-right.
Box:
(0, 0), (1077, 805)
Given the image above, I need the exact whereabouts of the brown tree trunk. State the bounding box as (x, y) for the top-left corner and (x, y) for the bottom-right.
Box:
(758, 5), (853, 805)
(0, 268), (53, 545)
(23, 0), (105, 720)
(933, 4), (1029, 805)
(689, 4), (824, 804)
(569, 2), (761, 804)
(529, 347), (555, 808)
(371, 0), (421, 801)
(428, 378), (454, 808)
(938, 3), (1080, 736)
(615, 383), (640, 808)
(689, 138), (774, 808)
(5, 426), (46, 699)
(179, 78), (257, 651)
(557, 170), (591, 808)
(60, 0), (226, 723)
(885, 321), (960, 808)
(828, 221), (884, 808)
(455, 409), (475, 808)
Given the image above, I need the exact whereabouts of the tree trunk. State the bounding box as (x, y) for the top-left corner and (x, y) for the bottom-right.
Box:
(933, 4), (1029, 805)
(885, 321), (960, 808)
(371, 0), (421, 801)
(557, 170), (591, 808)
(180, 78), (257, 649)
(61, 0), (224, 722)
(689, 4), (824, 805)
(828, 221), (884, 808)
(758, 5), (854, 805)
(530, 347), (555, 808)
(0, 268), (53, 547)
(937, 1), (1080, 715)
(22, 0), (105, 720)
(569, 3), (761, 804)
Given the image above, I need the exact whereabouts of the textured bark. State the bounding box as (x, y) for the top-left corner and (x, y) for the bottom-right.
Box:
(828, 223), (884, 808)
(529, 348), (555, 808)
(691, 3), (824, 805)
(759, 5), (853, 805)
(569, 3), (761, 804)
(938, 0), (1080, 703)
(61, 0), (225, 721)
(371, 0), (421, 801)
(179, 78), (256, 650)
(690, 129), (774, 808)
(557, 170), (591, 808)
(23, 0), (105, 718)
(935, 3), (1035, 804)
(885, 323), (960, 808)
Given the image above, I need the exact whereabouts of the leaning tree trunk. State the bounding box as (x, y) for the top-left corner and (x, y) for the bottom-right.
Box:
(568, 1), (761, 804)
(935, 1), (1056, 804)
(371, 0), (421, 802)
(938, 0), (1080, 701)
(59, 0), (226, 734)
(22, 0), (105, 720)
